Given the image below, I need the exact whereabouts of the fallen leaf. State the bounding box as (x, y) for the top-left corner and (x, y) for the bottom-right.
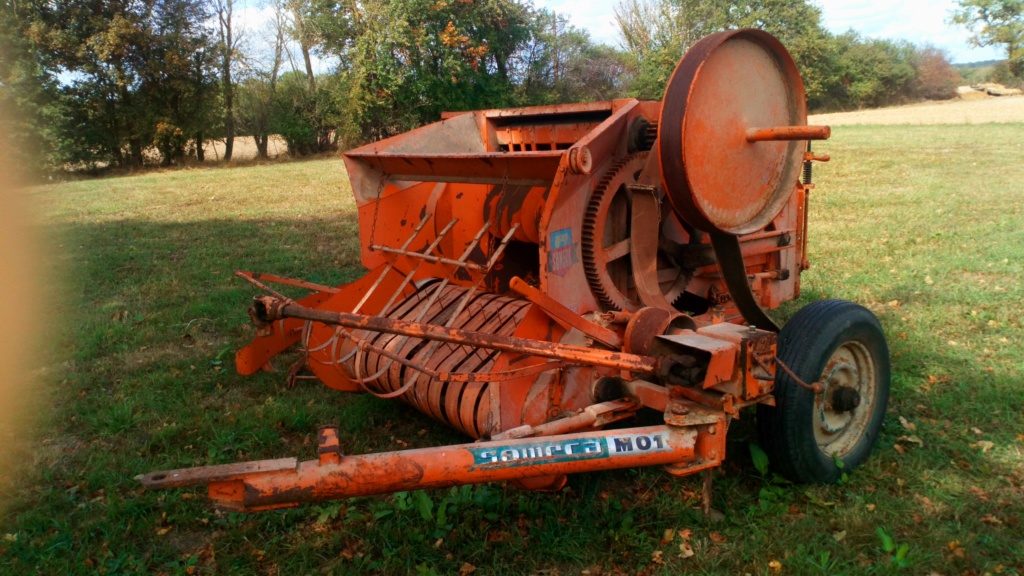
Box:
(832, 530), (846, 542)
(913, 513), (922, 524)
(886, 300), (900, 308)
(156, 527), (172, 536)
(894, 444), (906, 454)
(710, 532), (727, 544)
(678, 542), (695, 559)
(3, 534), (15, 543)
(925, 275), (933, 285)
(434, 538), (444, 549)
(969, 486), (990, 501)
(459, 563), (477, 576)
(898, 416), (917, 431)
(866, 504), (876, 511)
(897, 435), (924, 447)
(768, 559), (782, 572)
(948, 540), (960, 550)
(652, 550), (666, 565)
(977, 440), (995, 453)
(487, 530), (511, 543)
(678, 528), (692, 541)
(980, 514), (1003, 525)
(971, 427), (983, 435)
(660, 528), (675, 545)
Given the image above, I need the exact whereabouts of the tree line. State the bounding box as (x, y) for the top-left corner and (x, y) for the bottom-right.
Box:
(0, 0), (1002, 175)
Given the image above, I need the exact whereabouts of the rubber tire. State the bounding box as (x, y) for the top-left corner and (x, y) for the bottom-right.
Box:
(756, 299), (890, 483)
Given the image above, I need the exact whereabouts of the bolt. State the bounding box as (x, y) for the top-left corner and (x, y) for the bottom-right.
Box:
(668, 404), (690, 416)
(708, 425), (717, 435)
(749, 324), (757, 334)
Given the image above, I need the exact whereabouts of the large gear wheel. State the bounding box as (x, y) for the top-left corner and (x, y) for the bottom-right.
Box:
(581, 154), (690, 311)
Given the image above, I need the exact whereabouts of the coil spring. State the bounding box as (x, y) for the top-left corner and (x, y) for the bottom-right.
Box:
(802, 142), (813, 185)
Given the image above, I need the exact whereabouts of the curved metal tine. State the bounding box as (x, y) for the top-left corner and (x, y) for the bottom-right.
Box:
(329, 218), (460, 368)
(351, 221), (492, 387)
(302, 214), (436, 367)
(397, 224), (521, 392)
(350, 212), (432, 315)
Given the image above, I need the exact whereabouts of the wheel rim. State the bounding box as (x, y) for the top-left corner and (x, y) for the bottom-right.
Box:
(813, 340), (877, 458)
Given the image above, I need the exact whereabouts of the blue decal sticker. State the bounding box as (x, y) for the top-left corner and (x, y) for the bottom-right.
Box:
(547, 228), (577, 276)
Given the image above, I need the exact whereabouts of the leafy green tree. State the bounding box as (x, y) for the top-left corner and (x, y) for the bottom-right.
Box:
(13, 0), (217, 168)
(516, 11), (631, 104)
(912, 45), (961, 100)
(308, 0), (532, 139)
(614, 0), (732, 98)
(950, 0), (1024, 78)
(614, 0), (833, 101)
(214, 0), (244, 161)
(236, 1), (287, 159)
(0, 0), (64, 174)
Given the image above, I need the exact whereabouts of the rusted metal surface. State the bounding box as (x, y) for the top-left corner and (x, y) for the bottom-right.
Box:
(746, 126), (831, 142)
(252, 295), (663, 375)
(509, 277), (622, 349)
(658, 29), (810, 236)
(142, 28), (849, 511)
(145, 425), (698, 511)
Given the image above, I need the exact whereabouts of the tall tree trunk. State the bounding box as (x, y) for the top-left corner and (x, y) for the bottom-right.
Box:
(254, 134), (268, 159)
(129, 137), (144, 168)
(195, 132), (205, 161)
(218, 0), (237, 161)
(224, 70), (234, 160)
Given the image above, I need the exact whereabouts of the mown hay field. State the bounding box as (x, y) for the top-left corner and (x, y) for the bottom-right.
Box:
(809, 94), (1024, 125)
(1, 119), (1023, 575)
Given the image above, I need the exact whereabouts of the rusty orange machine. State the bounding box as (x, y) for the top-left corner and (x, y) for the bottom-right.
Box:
(142, 29), (890, 512)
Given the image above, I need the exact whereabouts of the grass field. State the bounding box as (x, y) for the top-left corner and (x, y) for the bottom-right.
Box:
(2, 123), (1024, 575)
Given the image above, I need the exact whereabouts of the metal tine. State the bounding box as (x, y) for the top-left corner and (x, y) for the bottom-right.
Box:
(369, 246), (487, 271)
(296, 213), (433, 362)
(442, 223), (521, 331)
(302, 215), (454, 364)
(372, 222), (520, 397)
(374, 218), (460, 320)
(352, 212), (432, 315)
(321, 218), (460, 368)
(349, 220), (493, 386)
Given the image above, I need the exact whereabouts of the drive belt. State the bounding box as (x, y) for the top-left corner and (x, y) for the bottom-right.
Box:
(709, 233), (780, 332)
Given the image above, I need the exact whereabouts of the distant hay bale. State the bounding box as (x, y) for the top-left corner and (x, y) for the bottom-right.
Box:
(970, 83), (1023, 97)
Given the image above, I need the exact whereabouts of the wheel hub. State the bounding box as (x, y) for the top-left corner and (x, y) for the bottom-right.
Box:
(831, 386), (861, 412)
(813, 342), (878, 457)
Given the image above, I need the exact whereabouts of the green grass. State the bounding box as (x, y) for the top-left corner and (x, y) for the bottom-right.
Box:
(2, 125), (1024, 575)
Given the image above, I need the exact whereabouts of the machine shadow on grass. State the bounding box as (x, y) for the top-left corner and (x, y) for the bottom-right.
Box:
(0, 208), (1020, 575)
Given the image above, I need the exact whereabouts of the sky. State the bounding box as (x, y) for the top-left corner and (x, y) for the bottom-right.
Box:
(534, 0), (1005, 63)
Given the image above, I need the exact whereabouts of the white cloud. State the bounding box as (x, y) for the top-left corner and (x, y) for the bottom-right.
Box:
(813, 0), (1003, 62)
